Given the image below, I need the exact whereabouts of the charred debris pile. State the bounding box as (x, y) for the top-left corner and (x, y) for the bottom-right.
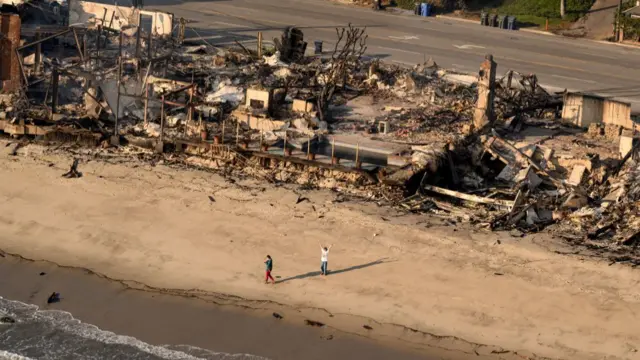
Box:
(1, 5), (639, 263)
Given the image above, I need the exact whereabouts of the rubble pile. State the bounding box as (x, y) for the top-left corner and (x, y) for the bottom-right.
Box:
(402, 104), (640, 264)
(494, 71), (562, 121)
(2, 7), (640, 264)
(550, 142), (640, 262)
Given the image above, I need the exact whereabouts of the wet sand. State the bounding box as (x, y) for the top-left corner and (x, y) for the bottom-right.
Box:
(0, 255), (444, 360)
(1, 140), (639, 360)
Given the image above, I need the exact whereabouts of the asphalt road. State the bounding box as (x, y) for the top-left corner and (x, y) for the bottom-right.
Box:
(143, 0), (640, 111)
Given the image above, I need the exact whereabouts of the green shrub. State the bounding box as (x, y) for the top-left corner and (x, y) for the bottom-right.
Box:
(394, 0), (416, 10)
(617, 0), (640, 40)
(393, 0), (595, 21)
(499, 0), (595, 21)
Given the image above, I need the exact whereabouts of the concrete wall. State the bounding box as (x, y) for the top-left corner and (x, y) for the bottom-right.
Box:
(232, 110), (285, 132)
(619, 130), (638, 157)
(69, 1), (173, 36)
(582, 96), (604, 128)
(562, 93), (585, 127)
(245, 88), (272, 112)
(140, 10), (173, 37)
(562, 93), (634, 130)
(603, 99), (632, 128)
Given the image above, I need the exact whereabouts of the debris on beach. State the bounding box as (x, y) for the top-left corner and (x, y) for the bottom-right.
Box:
(295, 195), (310, 204)
(0, 6), (639, 267)
(304, 319), (325, 327)
(272, 312), (283, 319)
(47, 292), (61, 304)
(4, 142), (21, 156)
(0, 316), (15, 324)
(62, 159), (82, 179)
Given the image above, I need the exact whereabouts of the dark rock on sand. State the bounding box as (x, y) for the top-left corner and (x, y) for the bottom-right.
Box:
(1, 316), (15, 324)
(304, 319), (324, 327)
(47, 292), (61, 304)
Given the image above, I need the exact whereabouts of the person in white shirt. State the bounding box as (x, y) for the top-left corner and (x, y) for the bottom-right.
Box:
(319, 243), (333, 276)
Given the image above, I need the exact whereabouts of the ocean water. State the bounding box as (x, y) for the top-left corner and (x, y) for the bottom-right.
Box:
(0, 297), (268, 360)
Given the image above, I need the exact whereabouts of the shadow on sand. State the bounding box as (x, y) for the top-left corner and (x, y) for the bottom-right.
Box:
(277, 258), (393, 284)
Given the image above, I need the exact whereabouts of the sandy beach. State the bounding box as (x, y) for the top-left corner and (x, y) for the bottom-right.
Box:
(1, 140), (640, 360)
(0, 254), (435, 360)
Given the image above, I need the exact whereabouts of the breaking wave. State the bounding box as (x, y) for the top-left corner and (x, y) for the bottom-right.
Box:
(0, 297), (267, 360)
(0, 350), (35, 360)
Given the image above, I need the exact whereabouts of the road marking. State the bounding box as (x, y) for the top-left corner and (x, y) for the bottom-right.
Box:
(451, 63), (466, 69)
(211, 20), (247, 28)
(551, 74), (597, 84)
(391, 60), (416, 66)
(453, 44), (486, 50)
(388, 35), (419, 41)
(374, 45), (422, 56)
(184, 35), (223, 41)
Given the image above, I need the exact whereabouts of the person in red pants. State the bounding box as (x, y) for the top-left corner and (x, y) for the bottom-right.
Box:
(264, 255), (275, 284)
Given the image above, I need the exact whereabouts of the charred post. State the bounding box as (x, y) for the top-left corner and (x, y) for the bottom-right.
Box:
(473, 54), (497, 131)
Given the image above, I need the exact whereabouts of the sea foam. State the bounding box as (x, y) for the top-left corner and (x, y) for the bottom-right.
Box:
(0, 296), (268, 360)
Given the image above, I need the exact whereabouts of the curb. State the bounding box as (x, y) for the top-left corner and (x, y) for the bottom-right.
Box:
(434, 14), (477, 24)
(435, 14), (553, 35)
(592, 39), (640, 49)
(519, 28), (555, 36)
(434, 14), (640, 49)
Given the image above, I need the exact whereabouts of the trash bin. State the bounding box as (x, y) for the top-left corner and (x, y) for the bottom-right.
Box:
(480, 12), (488, 26)
(488, 14), (498, 27)
(498, 15), (507, 29)
(420, 3), (431, 16)
(314, 41), (323, 54)
(507, 16), (517, 30)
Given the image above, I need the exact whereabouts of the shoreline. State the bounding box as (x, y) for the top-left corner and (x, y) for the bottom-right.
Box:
(1, 140), (639, 360)
(0, 253), (440, 360)
(0, 251), (532, 360)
